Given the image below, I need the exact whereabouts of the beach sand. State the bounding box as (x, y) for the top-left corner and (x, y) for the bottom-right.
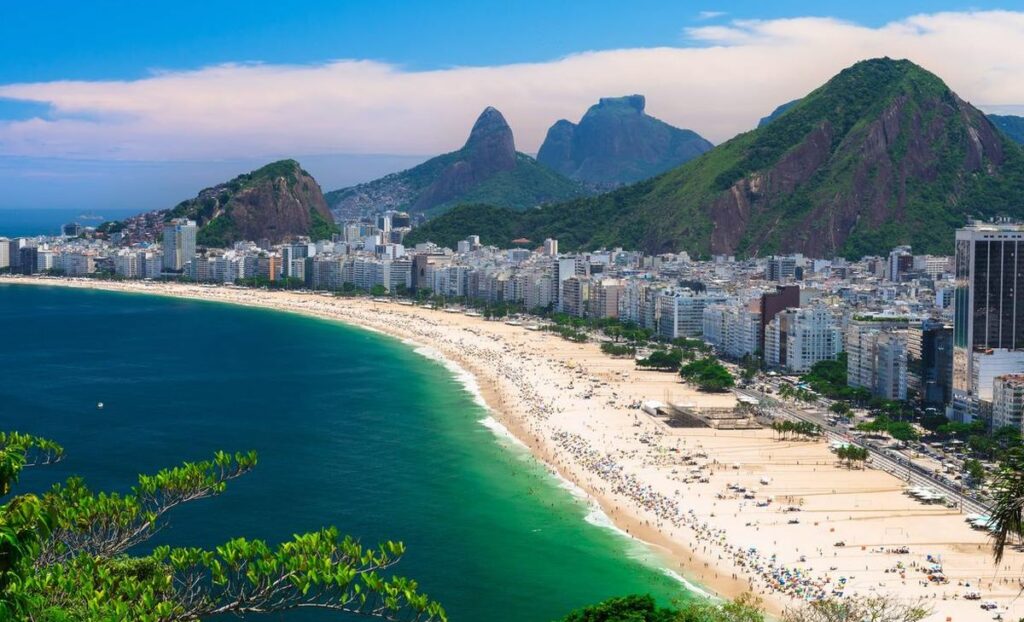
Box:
(7, 276), (1023, 621)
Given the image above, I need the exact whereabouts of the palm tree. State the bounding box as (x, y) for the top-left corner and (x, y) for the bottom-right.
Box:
(990, 448), (1024, 563)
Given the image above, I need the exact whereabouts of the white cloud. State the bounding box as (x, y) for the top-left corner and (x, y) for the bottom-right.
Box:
(697, 10), (727, 20)
(1, 10), (1023, 161)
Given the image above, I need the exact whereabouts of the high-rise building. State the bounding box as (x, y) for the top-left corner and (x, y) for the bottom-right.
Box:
(162, 219), (197, 272)
(874, 332), (909, 400)
(18, 246), (38, 275)
(62, 223), (83, 238)
(0, 238), (9, 271)
(8, 238), (29, 270)
(907, 320), (953, 407)
(887, 245), (913, 282)
(766, 256), (799, 282)
(759, 285), (799, 356)
(951, 222), (1024, 419)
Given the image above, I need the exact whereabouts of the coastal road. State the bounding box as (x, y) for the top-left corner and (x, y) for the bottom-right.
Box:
(735, 387), (992, 517)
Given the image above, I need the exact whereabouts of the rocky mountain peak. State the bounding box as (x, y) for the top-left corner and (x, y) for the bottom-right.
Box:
(464, 106), (516, 166)
(593, 94), (646, 114)
(537, 94), (712, 187)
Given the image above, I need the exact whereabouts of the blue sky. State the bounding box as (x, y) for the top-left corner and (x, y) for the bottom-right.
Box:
(0, 2), (1021, 210)
(0, 0), (1005, 84)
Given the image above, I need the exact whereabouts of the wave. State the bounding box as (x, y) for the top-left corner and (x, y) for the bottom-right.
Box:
(405, 340), (489, 411)
(403, 335), (711, 599)
(479, 415), (530, 450)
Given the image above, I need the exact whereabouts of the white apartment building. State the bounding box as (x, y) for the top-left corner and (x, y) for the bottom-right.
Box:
(993, 374), (1024, 432)
(703, 301), (762, 359)
(874, 332), (908, 401)
(765, 305), (842, 373)
(60, 252), (95, 276)
(846, 317), (912, 399)
(113, 251), (140, 278)
(657, 290), (726, 340)
(523, 273), (554, 310)
(971, 349), (1024, 405)
(36, 249), (55, 273)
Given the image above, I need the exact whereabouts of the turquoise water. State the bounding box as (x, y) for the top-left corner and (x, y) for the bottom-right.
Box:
(0, 284), (688, 620)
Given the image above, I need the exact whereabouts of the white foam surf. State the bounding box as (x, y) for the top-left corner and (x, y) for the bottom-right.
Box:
(406, 340), (489, 410)
(404, 335), (713, 599)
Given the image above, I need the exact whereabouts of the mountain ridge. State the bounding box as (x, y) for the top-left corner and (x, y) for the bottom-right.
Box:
(989, 114), (1024, 145)
(407, 58), (1024, 258)
(325, 107), (585, 218)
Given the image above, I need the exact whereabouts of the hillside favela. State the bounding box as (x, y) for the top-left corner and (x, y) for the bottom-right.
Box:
(5, 4), (1024, 622)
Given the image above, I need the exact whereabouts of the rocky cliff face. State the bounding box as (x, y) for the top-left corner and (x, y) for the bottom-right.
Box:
(412, 107), (518, 211)
(704, 65), (1009, 257)
(326, 107), (584, 218)
(411, 58), (1024, 257)
(536, 95), (712, 187)
(166, 160), (336, 246)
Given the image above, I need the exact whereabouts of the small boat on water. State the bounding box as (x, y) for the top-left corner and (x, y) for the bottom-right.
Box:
(97, 402), (104, 409)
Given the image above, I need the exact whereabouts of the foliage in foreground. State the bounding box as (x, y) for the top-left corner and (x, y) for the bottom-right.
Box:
(0, 431), (445, 621)
(558, 593), (763, 622)
(557, 593), (932, 622)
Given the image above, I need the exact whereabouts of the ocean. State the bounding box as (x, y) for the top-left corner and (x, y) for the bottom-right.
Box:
(0, 208), (140, 237)
(0, 283), (690, 621)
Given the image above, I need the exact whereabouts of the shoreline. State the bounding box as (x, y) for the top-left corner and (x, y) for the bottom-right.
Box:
(7, 276), (1024, 621)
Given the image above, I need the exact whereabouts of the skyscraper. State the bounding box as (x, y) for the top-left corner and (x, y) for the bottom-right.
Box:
(162, 219), (197, 272)
(951, 222), (1024, 419)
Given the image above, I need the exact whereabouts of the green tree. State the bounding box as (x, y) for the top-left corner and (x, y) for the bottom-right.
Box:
(835, 445), (868, 470)
(782, 595), (929, 622)
(558, 593), (764, 622)
(558, 593), (929, 622)
(679, 357), (734, 392)
(828, 402), (851, 417)
(0, 432), (445, 621)
(964, 459), (986, 488)
(991, 448), (1024, 564)
(636, 349), (683, 372)
(559, 594), (677, 622)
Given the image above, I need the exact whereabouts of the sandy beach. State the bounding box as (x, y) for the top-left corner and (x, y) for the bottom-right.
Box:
(6, 275), (1023, 621)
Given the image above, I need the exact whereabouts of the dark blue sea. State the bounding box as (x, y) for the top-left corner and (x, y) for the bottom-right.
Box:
(0, 208), (139, 237)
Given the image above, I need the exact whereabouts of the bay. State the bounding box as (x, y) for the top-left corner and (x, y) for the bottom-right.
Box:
(0, 283), (689, 621)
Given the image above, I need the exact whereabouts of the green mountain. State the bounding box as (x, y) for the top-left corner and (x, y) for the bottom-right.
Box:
(325, 107), (586, 219)
(989, 114), (1024, 145)
(407, 58), (1024, 258)
(757, 99), (799, 128)
(166, 159), (337, 247)
(536, 95), (712, 188)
